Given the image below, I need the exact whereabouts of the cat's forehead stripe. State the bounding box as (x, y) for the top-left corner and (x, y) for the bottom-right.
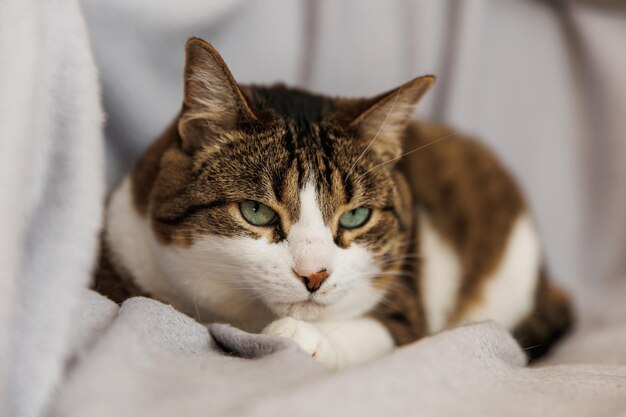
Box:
(143, 116), (400, 246)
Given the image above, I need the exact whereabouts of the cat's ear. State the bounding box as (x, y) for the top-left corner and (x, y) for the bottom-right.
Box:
(349, 75), (435, 160)
(178, 38), (257, 152)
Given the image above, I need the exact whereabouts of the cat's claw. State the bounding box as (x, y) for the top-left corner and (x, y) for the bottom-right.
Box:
(262, 317), (340, 370)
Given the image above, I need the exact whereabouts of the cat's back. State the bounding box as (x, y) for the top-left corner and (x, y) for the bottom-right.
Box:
(400, 120), (539, 335)
(401, 120), (525, 224)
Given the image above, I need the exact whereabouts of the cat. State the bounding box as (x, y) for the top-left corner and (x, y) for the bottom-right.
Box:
(94, 38), (572, 369)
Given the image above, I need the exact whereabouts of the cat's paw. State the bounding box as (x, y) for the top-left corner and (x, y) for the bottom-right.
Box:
(262, 317), (340, 369)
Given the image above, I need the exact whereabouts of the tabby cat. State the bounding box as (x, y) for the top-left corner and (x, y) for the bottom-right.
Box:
(95, 38), (572, 369)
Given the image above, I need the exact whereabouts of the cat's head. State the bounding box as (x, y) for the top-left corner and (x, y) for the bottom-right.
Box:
(137, 38), (434, 322)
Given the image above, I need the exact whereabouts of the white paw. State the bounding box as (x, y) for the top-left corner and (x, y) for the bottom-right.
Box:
(262, 317), (340, 369)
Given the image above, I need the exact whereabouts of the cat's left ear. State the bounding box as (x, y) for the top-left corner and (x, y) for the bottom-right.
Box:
(178, 38), (257, 153)
(349, 75), (435, 160)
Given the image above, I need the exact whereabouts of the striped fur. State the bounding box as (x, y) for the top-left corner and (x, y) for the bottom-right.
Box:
(94, 39), (572, 367)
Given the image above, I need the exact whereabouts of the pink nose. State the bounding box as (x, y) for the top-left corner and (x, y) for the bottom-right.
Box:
(293, 268), (329, 293)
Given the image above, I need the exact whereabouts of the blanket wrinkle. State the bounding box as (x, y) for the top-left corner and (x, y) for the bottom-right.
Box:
(67, 289), (120, 357)
(51, 292), (329, 417)
(50, 292), (626, 417)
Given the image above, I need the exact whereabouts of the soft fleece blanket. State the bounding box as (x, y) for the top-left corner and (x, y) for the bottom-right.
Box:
(52, 293), (626, 417)
(0, 0), (103, 416)
(2, 1), (626, 417)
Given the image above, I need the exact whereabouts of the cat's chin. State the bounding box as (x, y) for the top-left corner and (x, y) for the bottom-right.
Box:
(271, 300), (326, 321)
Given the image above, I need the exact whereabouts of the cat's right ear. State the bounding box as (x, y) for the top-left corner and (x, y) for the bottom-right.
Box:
(178, 38), (257, 153)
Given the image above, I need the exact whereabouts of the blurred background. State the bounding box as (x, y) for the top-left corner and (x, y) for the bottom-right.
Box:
(82, 0), (626, 324)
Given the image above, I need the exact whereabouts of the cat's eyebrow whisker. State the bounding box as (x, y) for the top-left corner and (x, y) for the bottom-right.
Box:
(343, 86), (403, 185)
(360, 132), (457, 179)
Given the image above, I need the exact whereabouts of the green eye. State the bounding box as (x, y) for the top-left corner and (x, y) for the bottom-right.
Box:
(239, 201), (278, 226)
(339, 207), (372, 229)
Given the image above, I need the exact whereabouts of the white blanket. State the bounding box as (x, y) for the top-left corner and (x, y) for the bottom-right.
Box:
(52, 293), (626, 417)
(0, 1), (103, 416)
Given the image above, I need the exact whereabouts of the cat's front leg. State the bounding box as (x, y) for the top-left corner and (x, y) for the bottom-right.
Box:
(262, 317), (394, 370)
(262, 317), (341, 369)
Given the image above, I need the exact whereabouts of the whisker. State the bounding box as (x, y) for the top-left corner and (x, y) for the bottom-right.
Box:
(522, 344), (541, 351)
(361, 132), (457, 177)
(343, 86), (404, 184)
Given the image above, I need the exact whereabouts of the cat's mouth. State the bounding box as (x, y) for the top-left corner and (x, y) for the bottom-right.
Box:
(277, 298), (327, 309)
(301, 298), (327, 307)
(272, 298), (329, 320)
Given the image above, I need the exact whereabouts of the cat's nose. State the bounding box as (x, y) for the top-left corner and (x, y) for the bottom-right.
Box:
(293, 268), (329, 293)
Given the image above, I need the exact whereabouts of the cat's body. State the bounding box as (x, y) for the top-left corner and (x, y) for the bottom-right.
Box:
(95, 39), (572, 369)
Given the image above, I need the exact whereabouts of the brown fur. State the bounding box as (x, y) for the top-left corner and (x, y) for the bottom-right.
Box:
(93, 232), (148, 303)
(94, 38), (572, 360)
(371, 120), (574, 357)
(403, 121), (525, 322)
(513, 266), (573, 360)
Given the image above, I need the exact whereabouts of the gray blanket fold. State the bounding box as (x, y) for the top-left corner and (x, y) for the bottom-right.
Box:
(209, 324), (295, 359)
(52, 296), (327, 417)
(52, 293), (626, 417)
